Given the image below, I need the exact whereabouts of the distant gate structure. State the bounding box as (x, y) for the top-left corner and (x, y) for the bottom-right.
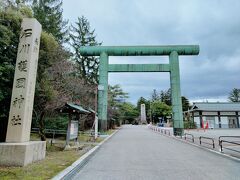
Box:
(80, 45), (200, 135)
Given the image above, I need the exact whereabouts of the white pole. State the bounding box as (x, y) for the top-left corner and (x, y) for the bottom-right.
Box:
(95, 115), (98, 139)
(94, 86), (98, 140)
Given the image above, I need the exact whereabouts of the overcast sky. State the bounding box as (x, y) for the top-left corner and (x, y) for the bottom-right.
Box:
(62, 0), (240, 104)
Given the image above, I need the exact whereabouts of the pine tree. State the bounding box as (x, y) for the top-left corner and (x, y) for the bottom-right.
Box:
(151, 89), (159, 101)
(159, 88), (171, 105)
(108, 84), (129, 125)
(32, 0), (68, 43)
(181, 96), (190, 111)
(228, 88), (240, 102)
(70, 16), (102, 84)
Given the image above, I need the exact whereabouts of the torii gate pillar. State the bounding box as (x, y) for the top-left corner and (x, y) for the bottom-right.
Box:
(170, 51), (183, 135)
(98, 52), (109, 131)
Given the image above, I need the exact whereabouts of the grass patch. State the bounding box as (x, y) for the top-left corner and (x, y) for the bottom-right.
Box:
(106, 129), (115, 135)
(0, 129), (116, 179)
(0, 133), (94, 180)
(0, 143), (94, 180)
(99, 129), (115, 135)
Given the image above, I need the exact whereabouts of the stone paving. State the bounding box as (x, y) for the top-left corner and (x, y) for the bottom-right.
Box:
(73, 125), (240, 180)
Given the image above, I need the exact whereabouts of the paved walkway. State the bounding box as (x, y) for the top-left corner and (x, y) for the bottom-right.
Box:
(73, 125), (239, 180)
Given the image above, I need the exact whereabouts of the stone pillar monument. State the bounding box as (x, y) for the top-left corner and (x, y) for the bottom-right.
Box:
(0, 18), (46, 166)
(140, 104), (147, 124)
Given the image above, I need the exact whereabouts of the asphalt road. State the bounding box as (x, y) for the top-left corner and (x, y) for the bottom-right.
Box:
(73, 125), (239, 180)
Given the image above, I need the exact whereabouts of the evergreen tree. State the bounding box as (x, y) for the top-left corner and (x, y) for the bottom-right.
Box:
(181, 96), (190, 111)
(228, 88), (240, 102)
(70, 16), (101, 84)
(108, 84), (129, 105)
(151, 100), (171, 123)
(159, 88), (171, 105)
(108, 84), (129, 125)
(151, 89), (159, 101)
(32, 0), (68, 43)
(118, 102), (138, 124)
(137, 97), (149, 110)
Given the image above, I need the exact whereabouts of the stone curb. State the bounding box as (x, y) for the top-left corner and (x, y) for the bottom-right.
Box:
(148, 126), (240, 163)
(52, 129), (120, 180)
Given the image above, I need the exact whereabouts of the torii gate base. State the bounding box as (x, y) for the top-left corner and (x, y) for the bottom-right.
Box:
(80, 45), (199, 136)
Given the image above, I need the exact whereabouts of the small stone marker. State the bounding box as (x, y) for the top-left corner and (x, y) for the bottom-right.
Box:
(0, 18), (46, 166)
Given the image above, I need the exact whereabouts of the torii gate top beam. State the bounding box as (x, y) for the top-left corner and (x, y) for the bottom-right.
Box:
(108, 64), (170, 72)
(80, 45), (199, 56)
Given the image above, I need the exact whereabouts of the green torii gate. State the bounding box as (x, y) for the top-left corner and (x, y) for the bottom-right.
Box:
(80, 45), (200, 135)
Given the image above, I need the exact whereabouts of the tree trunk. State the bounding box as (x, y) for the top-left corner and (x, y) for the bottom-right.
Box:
(0, 117), (8, 142)
(39, 111), (46, 141)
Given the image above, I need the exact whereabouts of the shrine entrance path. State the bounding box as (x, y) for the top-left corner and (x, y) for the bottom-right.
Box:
(73, 125), (239, 180)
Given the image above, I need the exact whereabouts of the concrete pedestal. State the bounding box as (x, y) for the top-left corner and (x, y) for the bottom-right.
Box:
(0, 141), (46, 166)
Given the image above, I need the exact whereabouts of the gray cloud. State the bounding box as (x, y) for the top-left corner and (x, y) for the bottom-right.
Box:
(63, 0), (240, 104)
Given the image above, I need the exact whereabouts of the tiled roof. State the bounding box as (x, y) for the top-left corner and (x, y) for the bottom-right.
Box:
(191, 102), (240, 111)
(66, 103), (90, 114)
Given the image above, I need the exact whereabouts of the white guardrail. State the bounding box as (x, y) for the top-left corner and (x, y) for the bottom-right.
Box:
(147, 124), (173, 136)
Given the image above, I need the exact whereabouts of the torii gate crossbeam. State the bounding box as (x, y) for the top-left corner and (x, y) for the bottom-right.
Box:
(80, 45), (200, 136)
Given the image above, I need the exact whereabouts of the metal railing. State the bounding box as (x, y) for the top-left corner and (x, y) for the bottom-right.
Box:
(219, 136), (240, 153)
(31, 128), (99, 145)
(31, 128), (95, 135)
(31, 128), (67, 145)
(184, 133), (194, 143)
(164, 129), (171, 136)
(199, 136), (215, 149)
(31, 128), (67, 134)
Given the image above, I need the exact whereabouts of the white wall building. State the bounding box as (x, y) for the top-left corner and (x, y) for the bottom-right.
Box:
(186, 102), (240, 129)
